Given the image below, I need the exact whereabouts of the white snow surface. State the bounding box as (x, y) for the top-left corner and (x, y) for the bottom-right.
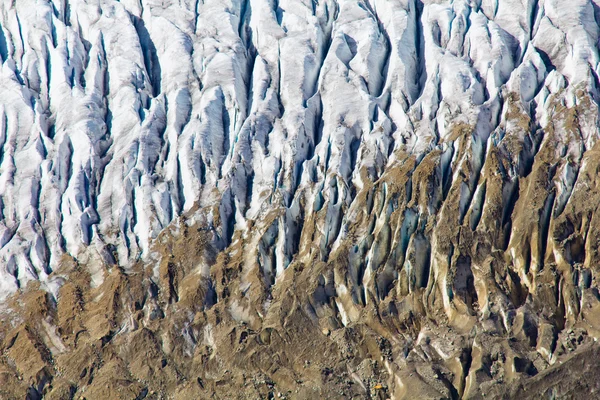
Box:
(0, 0), (598, 298)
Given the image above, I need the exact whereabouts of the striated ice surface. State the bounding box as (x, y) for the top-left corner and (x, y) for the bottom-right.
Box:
(0, 0), (599, 300)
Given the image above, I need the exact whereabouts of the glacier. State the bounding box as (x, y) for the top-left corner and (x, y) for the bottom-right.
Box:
(1, 0), (597, 299)
(2, 0), (600, 397)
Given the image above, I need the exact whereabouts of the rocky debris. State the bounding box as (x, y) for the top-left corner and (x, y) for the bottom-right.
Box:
(0, 209), (599, 399)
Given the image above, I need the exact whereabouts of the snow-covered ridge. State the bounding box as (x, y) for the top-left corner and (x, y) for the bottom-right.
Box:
(0, 0), (599, 300)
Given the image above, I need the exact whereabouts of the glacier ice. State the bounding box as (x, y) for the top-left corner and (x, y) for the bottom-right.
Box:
(0, 0), (599, 315)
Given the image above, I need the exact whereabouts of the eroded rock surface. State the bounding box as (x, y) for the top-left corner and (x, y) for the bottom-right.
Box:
(2, 0), (600, 398)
